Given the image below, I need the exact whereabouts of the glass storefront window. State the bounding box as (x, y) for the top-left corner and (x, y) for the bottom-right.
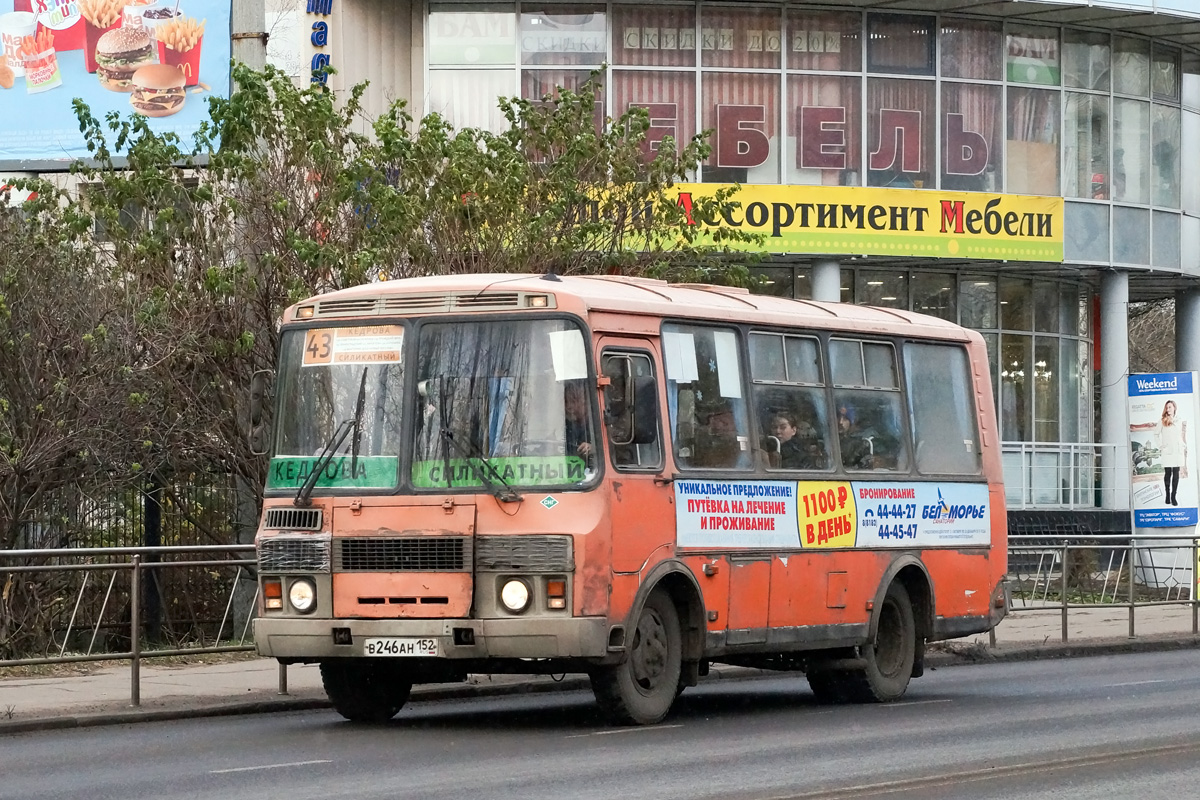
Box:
(940, 18), (1001, 81)
(1113, 98), (1151, 204)
(701, 72), (779, 183)
(867, 14), (934, 76)
(429, 5), (516, 67)
(1113, 36), (1150, 97)
(856, 270), (907, 309)
(1033, 281), (1061, 333)
(612, 5), (696, 68)
(428, 69), (514, 131)
(1007, 87), (1060, 195)
(1033, 338), (1060, 442)
(1153, 46), (1181, 102)
(941, 83), (1002, 192)
(960, 277), (997, 329)
(911, 273), (956, 321)
(787, 10), (861, 72)
(1152, 103), (1181, 209)
(1000, 277), (1032, 331)
(700, 7), (781, 70)
(1007, 25), (1059, 86)
(749, 267), (794, 298)
(1064, 92), (1110, 200)
(1113, 205), (1151, 264)
(1000, 334), (1032, 441)
(520, 6), (606, 67)
(787, 75), (861, 186)
(1063, 29), (1109, 91)
(612, 70), (696, 159)
(867, 78), (935, 188)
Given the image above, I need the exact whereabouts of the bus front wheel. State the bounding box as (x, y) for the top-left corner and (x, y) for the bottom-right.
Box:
(320, 659), (413, 723)
(591, 590), (682, 725)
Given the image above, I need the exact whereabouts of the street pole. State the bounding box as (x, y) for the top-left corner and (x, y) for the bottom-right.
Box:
(231, 0), (268, 72)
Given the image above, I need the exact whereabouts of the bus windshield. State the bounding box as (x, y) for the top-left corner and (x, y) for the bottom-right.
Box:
(412, 318), (598, 491)
(269, 325), (407, 492)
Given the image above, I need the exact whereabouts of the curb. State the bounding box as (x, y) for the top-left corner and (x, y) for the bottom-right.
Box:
(4, 636), (1200, 734)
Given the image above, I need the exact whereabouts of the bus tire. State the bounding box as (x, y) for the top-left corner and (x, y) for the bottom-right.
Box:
(320, 659), (412, 723)
(843, 581), (916, 703)
(591, 590), (682, 725)
(806, 670), (850, 704)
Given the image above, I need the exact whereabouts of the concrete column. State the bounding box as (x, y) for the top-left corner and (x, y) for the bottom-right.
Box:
(811, 259), (841, 303)
(1100, 270), (1131, 510)
(1176, 288), (1200, 373)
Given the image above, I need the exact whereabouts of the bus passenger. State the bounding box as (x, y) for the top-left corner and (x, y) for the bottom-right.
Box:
(770, 412), (820, 470)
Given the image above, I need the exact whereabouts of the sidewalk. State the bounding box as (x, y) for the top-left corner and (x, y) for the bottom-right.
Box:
(2, 606), (1198, 734)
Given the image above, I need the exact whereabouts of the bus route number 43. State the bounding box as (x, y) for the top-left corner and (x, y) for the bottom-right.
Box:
(363, 637), (440, 657)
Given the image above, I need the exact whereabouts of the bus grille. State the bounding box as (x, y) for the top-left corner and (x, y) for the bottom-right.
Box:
(263, 507), (322, 531)
(334, 537), (470, 572)
(475, 535), (574, 572)
(259, 535), (331, 573)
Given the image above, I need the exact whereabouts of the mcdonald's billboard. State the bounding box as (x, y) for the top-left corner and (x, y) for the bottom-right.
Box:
(0, 0), (230, 165)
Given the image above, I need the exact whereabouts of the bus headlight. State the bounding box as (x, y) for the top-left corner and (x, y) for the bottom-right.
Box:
(500, 579), (531, 613)
(288, 578), (317, 614)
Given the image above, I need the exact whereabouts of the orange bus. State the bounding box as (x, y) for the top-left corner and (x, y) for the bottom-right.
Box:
(252, 273), (1007, 725)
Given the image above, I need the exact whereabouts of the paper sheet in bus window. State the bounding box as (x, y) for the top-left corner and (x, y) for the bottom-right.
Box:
(302, 325), (404, 366)
(547, 329), (587, 380)
(664, 331), (699, 383)
(713, 330), (742, 398)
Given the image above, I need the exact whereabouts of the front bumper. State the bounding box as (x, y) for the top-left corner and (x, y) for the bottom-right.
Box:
(254, 615), (610, 660)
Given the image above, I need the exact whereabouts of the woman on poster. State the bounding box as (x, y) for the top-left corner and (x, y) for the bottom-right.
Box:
(1157, 400), (1188, 506)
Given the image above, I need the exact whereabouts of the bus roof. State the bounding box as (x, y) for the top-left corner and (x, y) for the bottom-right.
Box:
(287, 273), (971, 341)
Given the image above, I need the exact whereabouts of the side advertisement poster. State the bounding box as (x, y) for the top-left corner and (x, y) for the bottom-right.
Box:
(1128, 372), (1200, 527)
(0, 0), (230, 164)
(674, 479), (990, 549)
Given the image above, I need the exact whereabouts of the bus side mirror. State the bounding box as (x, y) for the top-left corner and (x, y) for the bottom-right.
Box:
(249, 369), (273, 456)
(631, 375), (658, 445)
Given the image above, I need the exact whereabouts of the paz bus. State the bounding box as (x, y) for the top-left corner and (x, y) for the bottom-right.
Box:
(252, 273), (1007, 725)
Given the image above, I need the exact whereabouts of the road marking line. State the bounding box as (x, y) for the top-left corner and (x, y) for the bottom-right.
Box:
(566, 724), (684, 738)
(210, 760), (332, 774)
(1103, 680), (1166, 688)
(878, 699), (953, 708)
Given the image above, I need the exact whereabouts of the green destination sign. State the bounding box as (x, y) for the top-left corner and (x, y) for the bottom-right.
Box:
(412, 457), (589, 488)
(267, 456), (399, 490)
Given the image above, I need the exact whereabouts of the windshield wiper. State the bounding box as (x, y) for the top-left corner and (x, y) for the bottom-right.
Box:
(294, 369), (368, 508)
(439, 429), (522, 503)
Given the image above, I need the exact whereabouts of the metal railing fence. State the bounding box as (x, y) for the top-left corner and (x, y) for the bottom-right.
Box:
(1007, 533), (1199, 641)
(0, 545), (258, 705)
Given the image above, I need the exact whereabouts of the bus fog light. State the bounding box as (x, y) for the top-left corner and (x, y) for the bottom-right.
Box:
(500, 579), (531, 613)
(548, 597), (566, 610)
(288, 578), (317, 613)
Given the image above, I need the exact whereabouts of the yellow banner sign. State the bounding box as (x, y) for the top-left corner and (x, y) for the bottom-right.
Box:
(675, 184), (1064, 262)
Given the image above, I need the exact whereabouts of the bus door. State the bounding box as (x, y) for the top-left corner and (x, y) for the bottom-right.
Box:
(598, 343), (673, 575)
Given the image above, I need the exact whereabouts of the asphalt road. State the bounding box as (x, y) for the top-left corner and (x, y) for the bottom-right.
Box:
(5, 651), (1200, 800)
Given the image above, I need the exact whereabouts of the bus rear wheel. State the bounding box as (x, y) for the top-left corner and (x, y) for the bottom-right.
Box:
(591, 590), (682, 725)
(844, 581), (916, 703)
(320, 659), (413, 723)
(807, 582), (915, 704)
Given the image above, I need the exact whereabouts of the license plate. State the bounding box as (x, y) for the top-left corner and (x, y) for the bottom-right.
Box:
(363, 637), (440, 657)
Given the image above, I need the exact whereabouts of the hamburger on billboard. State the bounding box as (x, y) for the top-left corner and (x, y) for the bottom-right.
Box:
(0, 0), (228, 164)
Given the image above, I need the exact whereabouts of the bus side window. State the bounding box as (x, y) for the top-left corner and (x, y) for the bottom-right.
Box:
(601, 351), (662, 470)
(750, 332), (832, 472)
(663, 324), (753, 471)
(830, 339), (909, 472)
(903, 342), (981, 474)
